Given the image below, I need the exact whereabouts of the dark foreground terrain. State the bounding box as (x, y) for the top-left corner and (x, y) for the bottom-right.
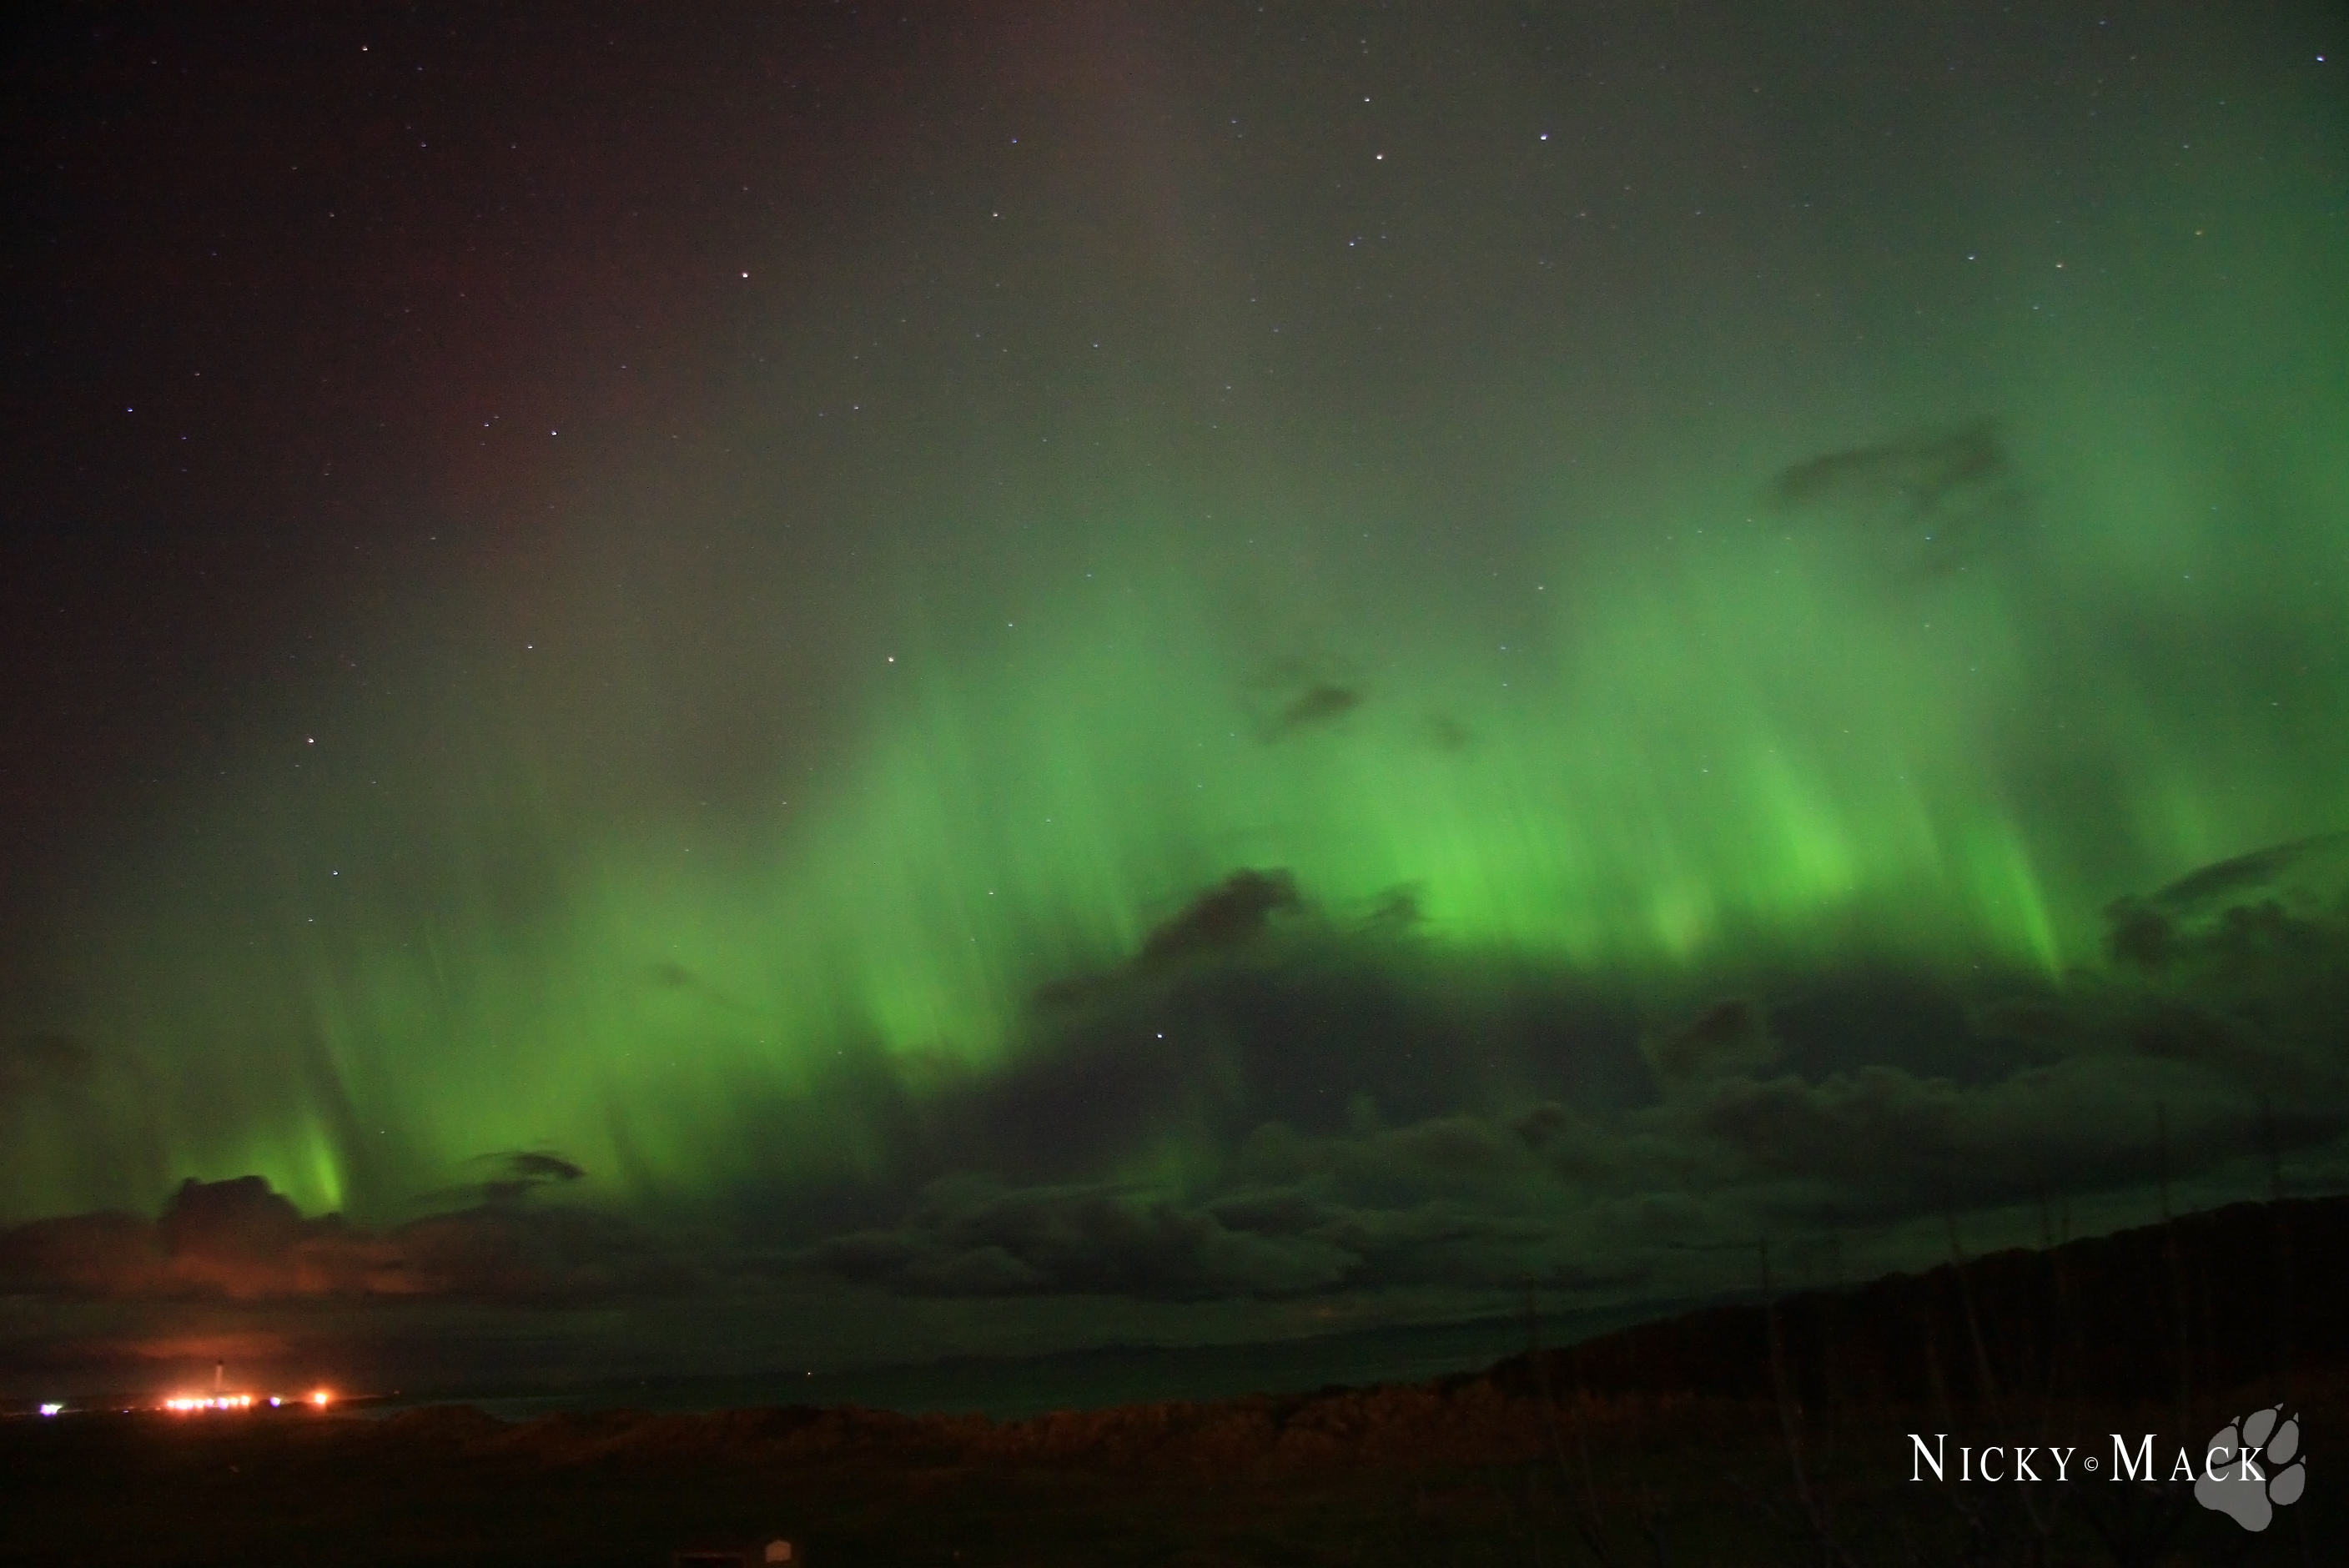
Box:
(5, 1197), (2341, 1566)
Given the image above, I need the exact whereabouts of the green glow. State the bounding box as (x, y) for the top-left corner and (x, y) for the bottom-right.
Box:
(31, 420), (2340, 1229)
(9, 72), (2347, 1235)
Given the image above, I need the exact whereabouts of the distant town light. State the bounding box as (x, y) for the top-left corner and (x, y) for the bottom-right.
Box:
(163, 1393), (257, 1412)
(38, 1403), (63, 1417)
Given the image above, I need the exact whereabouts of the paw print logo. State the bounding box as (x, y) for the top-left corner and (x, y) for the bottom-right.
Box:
(2195, 1405), (2305, 1532)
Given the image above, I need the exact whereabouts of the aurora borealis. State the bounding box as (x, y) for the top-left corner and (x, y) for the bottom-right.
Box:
(3, 3), (2346, 1401)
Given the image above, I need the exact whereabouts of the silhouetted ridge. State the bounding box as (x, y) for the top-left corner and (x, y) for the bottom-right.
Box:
(1490, 1195), (2342, 1406)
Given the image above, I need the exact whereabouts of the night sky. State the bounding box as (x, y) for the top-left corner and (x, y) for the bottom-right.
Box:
(3, 3), (2346, 1406)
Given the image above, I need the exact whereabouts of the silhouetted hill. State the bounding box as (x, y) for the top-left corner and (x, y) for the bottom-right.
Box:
(8, 1201), (2344, 1565)
(1490, 1194), (2343, 1409)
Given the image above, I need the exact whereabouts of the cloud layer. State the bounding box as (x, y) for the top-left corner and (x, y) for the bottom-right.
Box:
(797, 836), (2349, 1304)
(0, 1158), (682, 1306)
(4, 837), (2344, 1376)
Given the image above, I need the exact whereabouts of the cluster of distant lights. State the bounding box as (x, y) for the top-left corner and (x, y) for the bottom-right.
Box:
(37, 1390), (334, 1417)
(163, 1390), (334, 1414)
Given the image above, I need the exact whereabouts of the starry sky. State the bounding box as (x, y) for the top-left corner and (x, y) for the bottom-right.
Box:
(3, 2), (2346, 1405)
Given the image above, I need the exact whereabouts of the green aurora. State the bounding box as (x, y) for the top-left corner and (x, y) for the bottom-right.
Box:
(2, 5), (2346, 1383)
(26, 388), (2349, 1228)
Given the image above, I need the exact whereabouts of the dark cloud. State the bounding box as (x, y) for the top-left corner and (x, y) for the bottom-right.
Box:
(1263, 683), (1363, 741)
(467, 1149), (591, 1205)
(2106, 830), (2349, 972)
(1768, 417), (2025, 580)
(1243, 661), (1368, 744)
(502, 1151), (588, 1184)
(2138, 829), (2349, 920)
(1639, 998), (1778, 1092)
(805, 1170), (1582, 1301)
(12, 840), (2346, 1344)
(0, 1166), (683, 1305)
(155, 1173), (307, 1264)
(802, 1038), (2341, 1306)
(1772, 419), (2004, 512)
(908, 882), (1652, 1200)
(811, 1176), (1360, 1299)
(797, 838), (2349, 1305)
(0, 1178), (404, 1300)
(1136, 868), (1302, 968)
(390, 1200), (689, 1304)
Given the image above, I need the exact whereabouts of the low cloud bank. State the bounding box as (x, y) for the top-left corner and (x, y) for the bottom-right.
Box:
(0, 1154), (683, 1304)
(802, 835), (2349, 1303)
(7, 838), (2345, 1329)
